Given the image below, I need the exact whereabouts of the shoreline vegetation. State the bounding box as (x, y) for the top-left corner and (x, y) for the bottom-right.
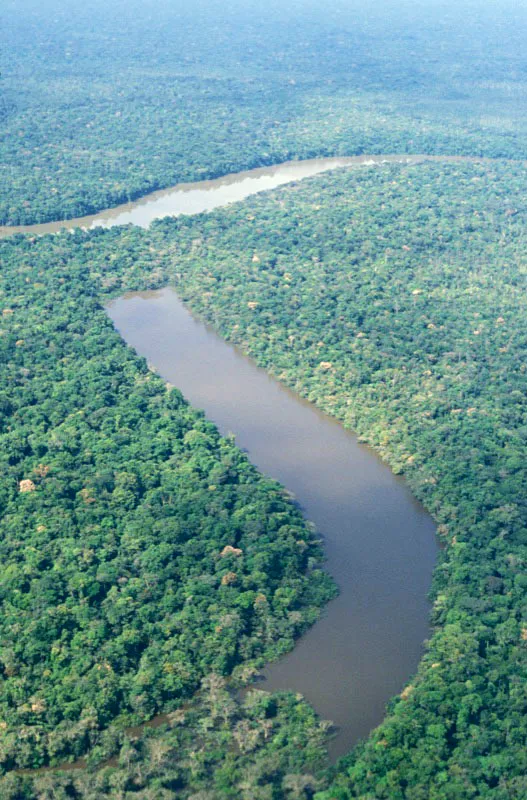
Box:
(0, 154), (492, 239)
(3, 158), (527, 798)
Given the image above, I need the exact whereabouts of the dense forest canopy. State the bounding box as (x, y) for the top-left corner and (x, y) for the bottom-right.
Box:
(3, 0), (527, 797)
(3, 0), (527, 224)
(0, 229), (335, 779)
(3, 158), (527, 796)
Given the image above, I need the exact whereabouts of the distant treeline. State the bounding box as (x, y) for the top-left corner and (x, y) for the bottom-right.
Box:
(3, 0), (527, 224)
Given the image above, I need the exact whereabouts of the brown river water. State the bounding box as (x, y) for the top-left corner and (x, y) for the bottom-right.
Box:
(107, 288), (437, 759)
(6, 154), (446, 768)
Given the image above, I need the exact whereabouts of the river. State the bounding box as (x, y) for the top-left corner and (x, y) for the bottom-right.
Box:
(0, 153), (465, 238)
(4, 153), (440, 761)
(107, 288), (437, 759)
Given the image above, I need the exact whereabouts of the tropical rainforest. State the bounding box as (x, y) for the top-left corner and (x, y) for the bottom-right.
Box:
(2, 0), (527, 797)
(3, 0), (527, 226)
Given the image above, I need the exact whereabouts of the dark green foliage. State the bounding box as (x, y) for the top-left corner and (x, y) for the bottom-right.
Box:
(0, 232), (335, 770)
(5, 157), (527, 795)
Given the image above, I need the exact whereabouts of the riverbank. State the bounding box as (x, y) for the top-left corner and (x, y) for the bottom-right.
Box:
(0, 154), (485, 239)
(107, 287), (437, 759)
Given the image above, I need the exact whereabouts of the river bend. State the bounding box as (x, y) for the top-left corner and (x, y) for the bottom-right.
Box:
(5, 154), (441, 760)
(107, 288), (437, 758)
(0, 153), (479, 238)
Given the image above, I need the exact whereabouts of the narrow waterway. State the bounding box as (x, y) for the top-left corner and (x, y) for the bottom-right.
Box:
(0, 153), (465, 238)
(107, 287), (437, 759)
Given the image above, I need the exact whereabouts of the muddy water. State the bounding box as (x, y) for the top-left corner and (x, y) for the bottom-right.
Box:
(107, 288), (437, 759)
(0, 154), (444, 238)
